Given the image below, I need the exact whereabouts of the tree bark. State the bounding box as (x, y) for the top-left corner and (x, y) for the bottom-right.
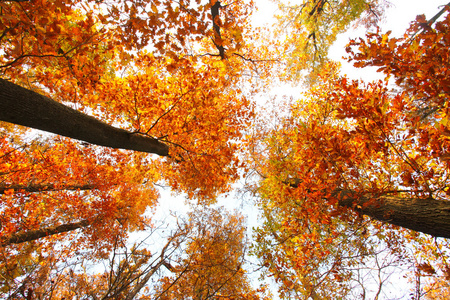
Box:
(211, 0), (225, 59)
(0, 79), (169, 156)
(0, 183), (95, 194)
(0, 219), (90, 246)
(336, 189), (450, 239)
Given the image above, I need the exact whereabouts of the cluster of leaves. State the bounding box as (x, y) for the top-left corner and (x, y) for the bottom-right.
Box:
(273, 0), (391, 84)
(248, 4), (450, 299)
(0, 0), (276, 201)
(0, 133), (159, 295)
(3, 0), (450, 298)
(5, 207), (271, 299)
(0, 0), (256, 81)
(155, 207), (271, 300)
(0, 0), (275, 298)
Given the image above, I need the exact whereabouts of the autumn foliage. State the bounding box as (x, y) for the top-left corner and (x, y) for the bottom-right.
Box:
(248, 4), (450, 299)
(2, 0), (450, 298)
(273, 0), (391, 82)
(0, 0), (267, 297)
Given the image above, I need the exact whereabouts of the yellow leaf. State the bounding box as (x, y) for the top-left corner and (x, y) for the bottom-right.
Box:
(151, 3), (158, 13)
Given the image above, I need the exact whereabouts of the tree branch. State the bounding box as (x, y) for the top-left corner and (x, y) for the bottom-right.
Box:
(0, 79), (169, 156)
(1, 219), (91, 246)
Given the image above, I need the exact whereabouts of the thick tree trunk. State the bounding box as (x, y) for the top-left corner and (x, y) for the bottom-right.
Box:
(336, 189), (450, 239)
(0, 79), (169, 156)
(0, 183), (95, 194)
(0, 220), (90, 246)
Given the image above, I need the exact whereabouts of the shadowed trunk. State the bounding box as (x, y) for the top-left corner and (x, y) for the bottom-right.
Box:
(0, 79), (169, 156)
(285, 179), (450, 238)
(0, 183), (95, 194)
(0, 219), (91, 246)
(336, 189), (450, 239)
(211, 0), (225, 59)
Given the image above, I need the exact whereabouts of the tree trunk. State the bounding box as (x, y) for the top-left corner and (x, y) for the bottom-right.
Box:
(0, 79), (169, 156)
(0, 219), (90, 246)
(336, 189), (450, 239)
(0, 183), (95, 194)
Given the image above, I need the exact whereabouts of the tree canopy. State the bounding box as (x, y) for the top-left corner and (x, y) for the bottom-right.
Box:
(248, 2), (450, 298)
(1, 0), (450, 299)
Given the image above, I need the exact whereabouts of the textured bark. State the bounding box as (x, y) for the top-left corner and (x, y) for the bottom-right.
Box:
(0, 79), (169, 156)
(336, 189), (450, 239)
(0, 183), (95, 194)
(211, 0), (225, 59)
(0, 219), (90, 246)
